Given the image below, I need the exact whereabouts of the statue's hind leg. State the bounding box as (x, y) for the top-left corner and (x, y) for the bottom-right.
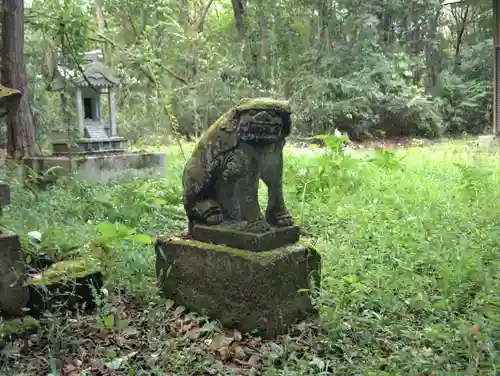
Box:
(260, 142), (293, 227)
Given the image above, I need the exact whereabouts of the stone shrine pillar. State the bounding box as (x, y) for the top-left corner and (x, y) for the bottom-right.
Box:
(108, 90), (117, 137)
(75, 88), (85, 137)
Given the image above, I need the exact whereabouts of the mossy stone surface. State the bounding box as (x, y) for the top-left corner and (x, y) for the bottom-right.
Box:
(155, 234), (321, 339)
(26, 257), (103, 318)
(235, 98), (292, 113)
(0, 316), (39, 339)
(26, 258), (100, 286)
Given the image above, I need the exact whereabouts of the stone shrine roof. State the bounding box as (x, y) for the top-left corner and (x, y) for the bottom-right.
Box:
(47, 50), (121, 91)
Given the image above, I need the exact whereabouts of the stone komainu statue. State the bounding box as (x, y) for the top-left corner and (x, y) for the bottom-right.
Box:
(182, 97), (294, 233)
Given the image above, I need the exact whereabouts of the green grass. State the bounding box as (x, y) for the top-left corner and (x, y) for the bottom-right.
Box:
(1, 138), (500, 375)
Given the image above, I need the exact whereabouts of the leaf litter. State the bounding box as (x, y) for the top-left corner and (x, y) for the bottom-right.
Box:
(0, 295), (323, 375)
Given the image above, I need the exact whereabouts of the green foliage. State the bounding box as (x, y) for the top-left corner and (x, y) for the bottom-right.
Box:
(4, 141), (500, 375)
(15, 0), (494, 146)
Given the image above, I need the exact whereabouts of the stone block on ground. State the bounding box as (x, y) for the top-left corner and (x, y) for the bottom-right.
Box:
(26, 258), (103, 318)
(0, 316), (40, 341)
(155, 234), (321, 339)
(191, 224), (301, 251)
(0, 233), (30, 316)
(0, 183), (10, 205)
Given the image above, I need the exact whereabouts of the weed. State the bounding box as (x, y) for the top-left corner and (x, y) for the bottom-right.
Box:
(1, 139), (500, 375)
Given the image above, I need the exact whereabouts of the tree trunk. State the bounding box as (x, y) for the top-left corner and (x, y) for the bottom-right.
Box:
(95, 0), (108, 60)
(2, 0), (39, 160)
(180, 0), (189, 32)
(231, 0), (255, 79)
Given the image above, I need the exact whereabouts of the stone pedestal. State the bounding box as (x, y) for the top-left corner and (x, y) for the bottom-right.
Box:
(155, 234), (321, 339)
(23, 152), (166, 185)
(0, 233), (30, 316)
(191, 224), (301, 252)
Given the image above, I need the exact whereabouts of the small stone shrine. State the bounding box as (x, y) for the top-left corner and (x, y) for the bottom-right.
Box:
(155, 98), (322, 339)
(50, 50), (125, 155)
(23, 50), (166, 184)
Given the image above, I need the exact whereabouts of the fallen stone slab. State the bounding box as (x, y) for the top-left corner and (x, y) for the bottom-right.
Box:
(155, 234), (321, 339)
(0, 316), (40, 341)
(0, 232), (30, 317)
(25, 257), (103, 318)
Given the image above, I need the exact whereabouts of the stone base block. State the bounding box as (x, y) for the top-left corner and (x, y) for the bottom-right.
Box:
(192, 224), (300, 251)
(26, 258), (103, 318)
(155, 234), (321, 339)
(52, 137), (125, 155)
(0, 233), (30, 316)
(23, 151), (166, 184)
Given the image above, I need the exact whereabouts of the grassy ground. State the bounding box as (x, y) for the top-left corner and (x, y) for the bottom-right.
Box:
(1, 138), (499, 375)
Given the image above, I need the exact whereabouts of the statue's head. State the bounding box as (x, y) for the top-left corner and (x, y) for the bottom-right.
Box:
(234, 98), (292, 145)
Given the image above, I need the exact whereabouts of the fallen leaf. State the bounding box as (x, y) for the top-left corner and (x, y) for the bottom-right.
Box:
(62, 363), (79, 376)
(105, 351), (138, 370)
(209, 334), (233, 350)
(186, 328), (201, 340)
(233, 330), (242, 341)
(199, 321), (218, 333)
(231, 344), (246, 360)
(218, 346), (232, 361)
(165, 299), (175, 311)
(174, 306), (185, 316)
(247, 339), (260, 348)
(469, 325), (481, 334)
(248, 354), (260, 367)
(181, 322), (197, 333)
(121, 326), (139, 337)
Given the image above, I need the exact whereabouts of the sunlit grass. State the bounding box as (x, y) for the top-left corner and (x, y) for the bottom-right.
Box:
(3, 138), (500, 375)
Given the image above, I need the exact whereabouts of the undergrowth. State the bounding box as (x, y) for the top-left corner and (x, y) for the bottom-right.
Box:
(1, 138), (500, 375)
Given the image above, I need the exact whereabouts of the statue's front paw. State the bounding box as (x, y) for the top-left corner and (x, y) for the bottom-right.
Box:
(267, 212), (294, 227)
(245, 219), (272, 233)
(205, 213), (223, 225)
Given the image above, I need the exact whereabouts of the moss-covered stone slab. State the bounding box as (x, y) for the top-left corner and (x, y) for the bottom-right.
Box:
(155, 234), (321, 339)
(0, 316), (40, 340)
(0, 233), (30, 316)
(191, 224), (300, 251)
(25, 258), (103, 318)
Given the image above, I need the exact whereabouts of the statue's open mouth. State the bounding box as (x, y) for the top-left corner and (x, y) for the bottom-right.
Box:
(239, 121), (284, 143)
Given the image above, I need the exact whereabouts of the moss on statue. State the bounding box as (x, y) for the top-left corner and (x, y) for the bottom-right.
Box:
(234, 97), (292, 113)
(165, 234), (307, 262)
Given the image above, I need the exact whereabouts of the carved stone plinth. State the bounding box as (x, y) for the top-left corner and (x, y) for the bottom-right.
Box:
(191, 224), (300, 252)
(155, 234), (321, 339)
(0, 233), (30, 316)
